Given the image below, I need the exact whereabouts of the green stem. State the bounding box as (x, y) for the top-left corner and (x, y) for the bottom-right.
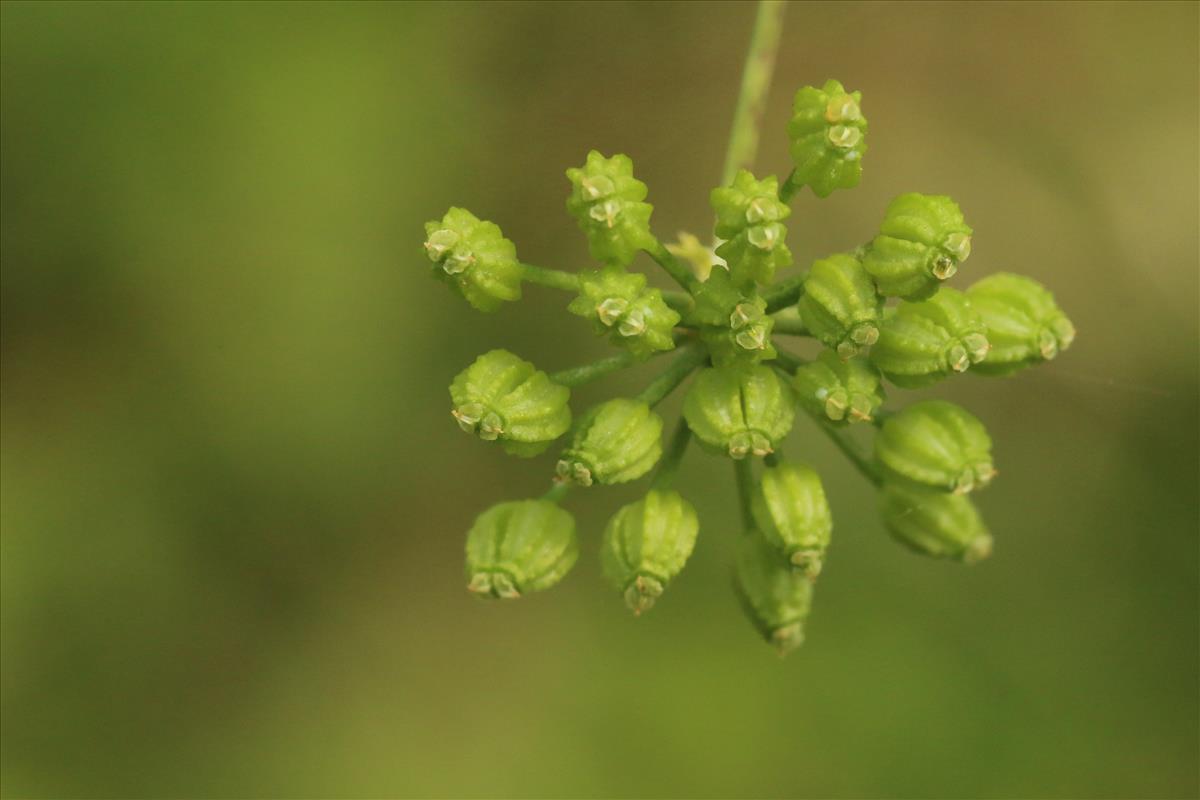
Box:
(733, 457), (757, 530)
(520, 263), (580, 291)
(720, 0), (787, 187)
(550, 351), (640, 388)
(541, 482), (571, 503)
(771, 316), (809, 337)
(652, 418), (692, 491)
(761, 272), (806, 313)
(779, 167), (799, 203)
(636, 343), (707, 407)
(811, 413), (882, 487)
(662, 290), (694, 314)
(645, 240), (697, 292)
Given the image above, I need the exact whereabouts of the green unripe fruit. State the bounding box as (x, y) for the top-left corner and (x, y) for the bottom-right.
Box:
(792, 350), (885, 424)
(698, 295), (778, 367)
(797, 253), (883, 359)
(556, 398), (663, 486)
(683, 365), (795, 459)
(735, 531), (814, 655)
(710, 170), (793, 286)
(751, 462), (833, 578)
(565, 150), (656, 267)
(870, 287), (991, 387)
(465, 500), (578, 599)
(568, 266), (680, 359)
(875, 400), (995, 494)
(600, 489), (700, 614)
(862, 193), (973, 299)
(967, 273), (1076, 376)
(450, 350), (571, 457)
(787, 79), (867, 198)
(880, 483), (993, 564)
(424, 207), (522, 312)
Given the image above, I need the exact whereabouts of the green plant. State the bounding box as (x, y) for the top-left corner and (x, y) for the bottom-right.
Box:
(418, 1), (1074, 654)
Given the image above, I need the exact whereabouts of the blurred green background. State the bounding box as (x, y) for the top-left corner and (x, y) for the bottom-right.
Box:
(2, 1), (1197, 797)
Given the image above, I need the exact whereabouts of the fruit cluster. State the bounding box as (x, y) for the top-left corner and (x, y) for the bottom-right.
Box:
(420, 79), (1074, 653)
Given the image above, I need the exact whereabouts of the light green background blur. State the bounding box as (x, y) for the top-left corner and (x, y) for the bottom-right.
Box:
(2, 2), (1197, 798)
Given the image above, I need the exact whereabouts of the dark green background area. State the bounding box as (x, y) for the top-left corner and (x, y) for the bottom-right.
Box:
(2, 2), (1197, 797)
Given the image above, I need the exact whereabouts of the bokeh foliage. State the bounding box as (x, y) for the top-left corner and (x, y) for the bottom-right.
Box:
(2, 1), (1197, 797)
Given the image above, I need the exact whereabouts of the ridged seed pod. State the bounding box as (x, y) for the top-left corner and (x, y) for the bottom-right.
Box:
(880, 483), (993, 564)
(735, 531), (814, 655)
(710, 170), (793, 286)
(699, 296), (778, 367)
(792, 350), (885, 424)
(556, 398), (663, 486)
(787, 79), (867, 198)
(465, 500), (578, 599)
(797, 253), (883, 359)
(875, 400), (995, 494)
(870, 287), (991, 387)
(600, 489), (700, 614)
(450, 350), (571, 457)
(424, 207), (522, 312)
(967, 273), (1076, 376)
(567, 266), (680, 359)
(683, 365), (795, 459)
(750, 462), (833, 578)
(863, 193), (973, 299)
(565, 150), (655, 267)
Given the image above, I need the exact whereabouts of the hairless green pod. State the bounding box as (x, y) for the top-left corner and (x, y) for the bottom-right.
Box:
(967, 273), (1075, 375)
(875, 400), (995, 494)
(601, 489), (700, 614)
(751, 461), (833, 578)
(797, 252), (884, 359)
(416, 1), (1074, 655)
(863, 193), (973, 299)
(870, 287), (991, 387)
(880, 483), (993, 564)
(787, 79), (867, 198)
(683, 365), (794, 459)
(466, 500), (578, 599)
